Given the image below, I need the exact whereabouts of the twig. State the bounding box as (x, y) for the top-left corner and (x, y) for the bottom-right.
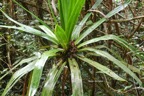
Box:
(103, 74), (120, 93)
(109, 15), (144, 23)
(51, 0), (57, 15)
(88, 9), (108, 18)
(123, 87), (144, 93)
(128, 18), (144, 38)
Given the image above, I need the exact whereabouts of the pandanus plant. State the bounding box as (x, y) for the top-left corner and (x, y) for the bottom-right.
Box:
(0, 0), (144, 95)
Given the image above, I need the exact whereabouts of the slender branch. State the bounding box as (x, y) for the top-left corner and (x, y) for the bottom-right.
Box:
(123, 87), (144, 93)
(51, 0), (57, 15)
(88, 9), (107, 18)
(109, 15), (144, 23)
(128, 18), (144, 38)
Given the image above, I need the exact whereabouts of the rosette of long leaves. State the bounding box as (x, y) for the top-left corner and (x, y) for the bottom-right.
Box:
(0, 0), (143, 96)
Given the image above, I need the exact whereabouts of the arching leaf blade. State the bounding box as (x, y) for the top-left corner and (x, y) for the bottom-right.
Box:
(77, 56), (126, 81)
(0, 56), (38, 80)
(66, 0), (85, 40)
(72, 0), (103, 40)
(81, 48), (142, 86)
(0, 11), (58, 44)
(41, 61), (66, 96)
(94, 45), (141, 74)
(55, 25), (69, 49)
(39, 25), (57, 40)
(0, 25), (57, 44)
(27, 49), (60, 96)
(68, 58), (83, 96)
(2, 60), (37, 96)
(78, 34), (144, 60)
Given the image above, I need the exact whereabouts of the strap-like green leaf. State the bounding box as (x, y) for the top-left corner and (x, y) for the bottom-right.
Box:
(80, 48), (142, 86)
(72, 0), (103, 40)
(77, 56), (126, 81)
(39, 25), (58, 43)
(66, 0), (85, 40)
(39, 25), (56, 39)
(2, 60), (38, 96)
(75, 0), (132, 44)
(55, 25), (69, 49)
(72, 13), (91, 40)
(58, 0), (85, 41)
(0, 10), (58, 44)
(41, 61), (66, 96)
(27, 49), (60, 96)
(78, 35), (122, 48)
(0, 25), (58, 44)
(0, 56), (38, 80)
(94, 45), (141, 74)
(78, 34), (144, 60)
(68, 58), (83, 96)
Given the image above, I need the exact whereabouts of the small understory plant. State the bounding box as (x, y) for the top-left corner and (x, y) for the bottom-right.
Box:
(0, 0), (144, 95)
